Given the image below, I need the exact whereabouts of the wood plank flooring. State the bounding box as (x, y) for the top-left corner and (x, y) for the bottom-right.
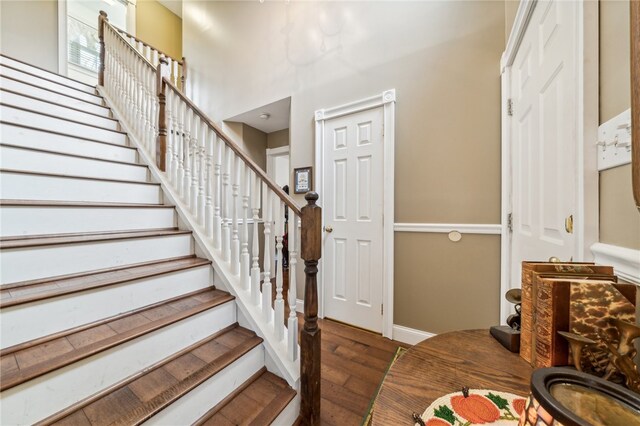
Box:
(298, 315), (409, 425)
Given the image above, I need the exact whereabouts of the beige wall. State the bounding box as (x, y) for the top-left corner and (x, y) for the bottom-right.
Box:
(267, 129), (289, 149)
(0, 0), (59, 73)
(225, 122), (269, 170)
(136, 0), (182, 60)
(504, 0), (520, 41)
(395, 233), (501, 333)
(599, 0), (640, 250)
(184, 1), (506, 333)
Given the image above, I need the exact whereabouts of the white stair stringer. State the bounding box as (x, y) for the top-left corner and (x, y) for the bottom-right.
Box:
(0, 89), (119, 130)
(0, 54), (97, 95)
(0, 303), (237, 426)
(144, 345), (265, 425)
(0, 145), (148, 182)
(0, 204), (175, 237)
(0, 75), (112, 117)
(0, 232), (192, 284)
(0, 171), (162, 204)
(0, 264), (212, 347)
(99, 86), (302, 390)
(0, 65), (103, 105)
(0, 104), (127, 145)
(0, 123), (138, 163)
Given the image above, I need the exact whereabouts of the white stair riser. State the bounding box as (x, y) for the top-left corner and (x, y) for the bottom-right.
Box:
(0, 66), (103, 105)
(0, 56), (97, 95)
(0, 124), (137, 163)
(0, 266), (213, 347)
(0, 304), (236, 426)
(0, 90), (118, 130)
(0, 206), (175, 237)
(0, 172), (161, 204)
(0, 76), (111, 117)
(0, 234), (192, 284)
(1, 105), (127, 145)
(145, 346), (264, 426)
(0, 146), (147, 182)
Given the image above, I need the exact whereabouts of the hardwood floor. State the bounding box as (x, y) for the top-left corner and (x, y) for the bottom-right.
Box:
(298, 314), (409, 425)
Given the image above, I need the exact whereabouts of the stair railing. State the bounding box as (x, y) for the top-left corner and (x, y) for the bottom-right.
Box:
(99, 12), (186, 91)
(99, 11), (320, 424)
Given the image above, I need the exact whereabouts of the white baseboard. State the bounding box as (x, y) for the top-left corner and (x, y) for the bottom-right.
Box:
(591, 243), (640, 285)
(392, 324), (435, 345)
(299, 297), (436, 345)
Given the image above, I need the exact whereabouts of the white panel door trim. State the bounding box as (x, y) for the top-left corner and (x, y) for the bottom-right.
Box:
(314, 89), (395, 339)
(500, 0), (599, 322)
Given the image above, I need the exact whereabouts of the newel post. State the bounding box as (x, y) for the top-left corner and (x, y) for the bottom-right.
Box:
(156, 57), (168, 172)
(181, 56), (187, 92)
(98, 11), (108, 86)
(300, 192), (321, 425)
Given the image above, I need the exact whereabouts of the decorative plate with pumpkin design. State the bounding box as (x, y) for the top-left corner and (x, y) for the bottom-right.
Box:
(418, 389), (527, 426)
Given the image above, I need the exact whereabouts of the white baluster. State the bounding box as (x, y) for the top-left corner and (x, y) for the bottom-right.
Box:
(213, 135), (223, 250)
(262, 189), (273, 323)
(197, 121), (207, 227)
(170, 92), (180, 186)
(241, 165), (251, 291)
(176, 100), (186, 198)
(221, 144), (231, 262)
(190, 114), (200, 217)
(173, 60), (179, 87)
(153, 50), (159, 67)
(182, 108), (192, 206)
(288, 210), (299, 361)
(205, 130), (214, 238)
(274, 199), (285, 340)
(231, 154), (240, 275)
(251, 173), (262, 305)
(165, 89), (173, 181)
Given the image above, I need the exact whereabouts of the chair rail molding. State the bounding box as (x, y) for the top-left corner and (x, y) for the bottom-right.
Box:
(393, 223), (501, 235)
(590, 243), (640, 285)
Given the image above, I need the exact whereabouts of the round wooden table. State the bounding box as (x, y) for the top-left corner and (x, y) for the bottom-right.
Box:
(371, 329), (533, 425)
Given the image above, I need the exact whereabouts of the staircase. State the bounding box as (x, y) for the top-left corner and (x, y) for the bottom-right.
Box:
(0, 53), (299, 425)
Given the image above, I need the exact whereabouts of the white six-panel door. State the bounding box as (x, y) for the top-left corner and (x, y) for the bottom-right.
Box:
(509, 0), (578, 287)
(322, 107), (384, 333)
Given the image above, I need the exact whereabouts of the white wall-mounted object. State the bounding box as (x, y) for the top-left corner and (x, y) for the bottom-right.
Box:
(394, 223), (501, 235)
(597, 108), (632, 171)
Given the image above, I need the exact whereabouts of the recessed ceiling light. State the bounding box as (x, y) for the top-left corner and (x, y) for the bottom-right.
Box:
(259, 113), (271, 120)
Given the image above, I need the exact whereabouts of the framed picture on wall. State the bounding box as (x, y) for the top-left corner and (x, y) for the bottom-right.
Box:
(294, 167), (313, 194)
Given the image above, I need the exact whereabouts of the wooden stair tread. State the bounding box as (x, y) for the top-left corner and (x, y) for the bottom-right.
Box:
(0, 288), (234, 391)
(0, 73), (108, 109)
(0, 199), (171, 208)
(49, 325), (263, 426)
(0, 256), (210, 308)
(195, 369), (296, 426)
(0, 228), (190, 249)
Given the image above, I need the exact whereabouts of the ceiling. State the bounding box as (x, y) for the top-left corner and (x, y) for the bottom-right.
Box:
(225, 97), (291, 134)
(157, 0), (182, 17)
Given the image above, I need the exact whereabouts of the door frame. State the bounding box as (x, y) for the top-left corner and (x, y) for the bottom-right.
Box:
(499, 0), (599, 322)
(266, 145), (290, 187)
(314, 89), (396, 338)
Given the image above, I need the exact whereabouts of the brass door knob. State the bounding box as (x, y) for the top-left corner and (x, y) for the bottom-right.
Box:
(565, 214), (574, 234)
(324, 226), (333, 233)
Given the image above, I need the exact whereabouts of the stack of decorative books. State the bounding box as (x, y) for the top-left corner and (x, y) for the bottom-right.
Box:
(519, 261), (636, 368)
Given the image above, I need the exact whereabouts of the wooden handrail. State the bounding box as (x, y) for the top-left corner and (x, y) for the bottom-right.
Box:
(110, 23), (184, 66)
(161, 75), (302, 216)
